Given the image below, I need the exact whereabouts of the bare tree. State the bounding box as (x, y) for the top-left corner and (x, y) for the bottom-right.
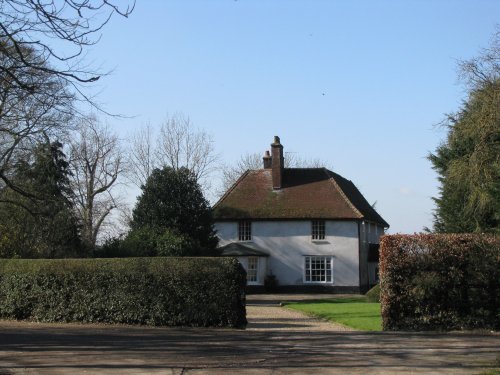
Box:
(0, 0), (133, 109)
(458, 26), (499, 88)
(69, 116), (124, 249)
(127, 123), (156, 188)
(156, 114), (219, 182)
(127, 114), (219, 191)
(0, 1), (132, 200)
(0, 42), (74, 199)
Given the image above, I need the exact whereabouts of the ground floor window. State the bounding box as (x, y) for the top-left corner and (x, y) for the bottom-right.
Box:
(247, 256), (258, 283)
(304, 256), (333, 283)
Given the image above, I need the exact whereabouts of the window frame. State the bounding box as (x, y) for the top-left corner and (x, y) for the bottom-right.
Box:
(311, 220), (326, 241)
(247, 256), (259, 284)
(304, 255), (333, 284)
(238, 220), (252, 242)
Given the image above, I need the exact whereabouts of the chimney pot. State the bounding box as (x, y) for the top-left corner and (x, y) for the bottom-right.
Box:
(263, 150), (272, 169)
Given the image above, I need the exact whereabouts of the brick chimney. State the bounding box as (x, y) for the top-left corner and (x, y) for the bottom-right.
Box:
(271, 136), (284, 189)
(263, 150), (272, 169)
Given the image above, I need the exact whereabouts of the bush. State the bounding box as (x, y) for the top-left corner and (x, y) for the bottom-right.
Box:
(264, 274), (278, 292)
(0, 257), (246, 328)
(366, 283), (380, 303)
(380, 234), (499, 331)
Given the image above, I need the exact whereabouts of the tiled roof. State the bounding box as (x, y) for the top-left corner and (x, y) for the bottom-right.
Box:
(213, 168), (389, 227)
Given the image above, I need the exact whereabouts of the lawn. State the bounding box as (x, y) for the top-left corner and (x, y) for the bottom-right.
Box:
(284, 296), (382, 331)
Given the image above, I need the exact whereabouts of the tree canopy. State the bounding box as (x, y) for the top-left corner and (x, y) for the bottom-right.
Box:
(128, 167), (219, 256)
(429, 31), (499, 234)
(0, 142), (82, 258)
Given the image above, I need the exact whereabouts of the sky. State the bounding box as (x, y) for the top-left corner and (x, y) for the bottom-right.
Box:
(81, 0), (499, 234)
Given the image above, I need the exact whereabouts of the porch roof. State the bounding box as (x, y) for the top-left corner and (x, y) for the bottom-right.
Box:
(219, 242), (270, 257)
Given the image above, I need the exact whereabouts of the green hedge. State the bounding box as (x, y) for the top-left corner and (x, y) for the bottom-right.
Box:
(0, 257), (247, 328)
(380, 234), (499, 331)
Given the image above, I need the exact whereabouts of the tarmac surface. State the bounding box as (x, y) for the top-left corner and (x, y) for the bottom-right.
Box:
(0, 294), (498, 374)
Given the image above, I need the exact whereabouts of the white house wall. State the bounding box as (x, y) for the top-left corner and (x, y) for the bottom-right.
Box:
(215, 220), (360, 287)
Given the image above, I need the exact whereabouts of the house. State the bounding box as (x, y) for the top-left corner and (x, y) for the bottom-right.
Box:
(213, 136), (389, 293)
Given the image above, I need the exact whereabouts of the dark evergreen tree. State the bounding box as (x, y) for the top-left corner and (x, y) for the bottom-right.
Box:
(429, 69), (499, 233)
(0, 141), (83, 258)
(128, 167), (218, 256)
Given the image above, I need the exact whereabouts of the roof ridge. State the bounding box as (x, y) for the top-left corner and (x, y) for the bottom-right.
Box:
(325, 169), (364, 219)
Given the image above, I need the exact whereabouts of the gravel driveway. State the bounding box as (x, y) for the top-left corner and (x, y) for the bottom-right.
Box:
(0, 294), (498, 374)
(246, 306), (353, 331)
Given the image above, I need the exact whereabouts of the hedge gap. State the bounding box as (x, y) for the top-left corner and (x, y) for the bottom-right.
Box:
(380, 234), (499, 331)
(0, 257), (247, 328)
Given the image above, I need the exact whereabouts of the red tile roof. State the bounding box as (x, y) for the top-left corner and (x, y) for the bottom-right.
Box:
(213, 168), (389, 227)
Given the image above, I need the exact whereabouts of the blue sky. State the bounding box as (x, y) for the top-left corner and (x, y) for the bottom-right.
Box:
(84, 0), (499, 233)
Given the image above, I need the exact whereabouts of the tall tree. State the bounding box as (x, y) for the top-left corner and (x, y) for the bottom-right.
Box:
(0, 141), (82, 258)
(69, 116), (124, 249)
(429, 31), (499, 234)
(127, 114), (219, 191)
(0, 42), (73, 198)
(129, 167), (218, 255)
(0, 1), (132, 199)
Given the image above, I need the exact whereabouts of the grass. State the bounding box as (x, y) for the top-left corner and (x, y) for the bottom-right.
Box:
(284, 296), (382, 331)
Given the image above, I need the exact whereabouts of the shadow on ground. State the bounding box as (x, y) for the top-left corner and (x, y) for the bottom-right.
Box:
(0, 321), (498, 374)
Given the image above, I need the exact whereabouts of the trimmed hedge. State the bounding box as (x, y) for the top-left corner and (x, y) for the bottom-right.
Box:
(380, 234), (499, 331)
(0, 257), (247, 328)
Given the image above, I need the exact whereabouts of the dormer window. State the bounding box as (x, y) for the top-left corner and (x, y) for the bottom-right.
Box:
(312, 220), (325, 240)
(238, 220), (252, 241)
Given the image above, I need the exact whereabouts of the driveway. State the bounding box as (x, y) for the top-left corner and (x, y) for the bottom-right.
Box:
(0, 294), (498, 374)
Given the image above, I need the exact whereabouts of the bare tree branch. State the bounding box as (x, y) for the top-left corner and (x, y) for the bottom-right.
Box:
(127, 114), (220, 193)
(68, 115), (124, 249)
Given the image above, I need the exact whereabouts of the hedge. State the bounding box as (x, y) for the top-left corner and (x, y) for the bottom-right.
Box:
(0, 257), (247, 328)
(380, 234), (499, 331)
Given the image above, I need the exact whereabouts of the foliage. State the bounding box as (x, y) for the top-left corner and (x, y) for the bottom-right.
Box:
(366, 283), (381, 303)
(285, 297), (381, 331)
(129, 167), (219, 255)
(0, 41), (74, 198)
(429, 32), (499, 234)
(0, 142), (83, 258)
(0, 257), (247, 328)
(380, 234), (500, 331)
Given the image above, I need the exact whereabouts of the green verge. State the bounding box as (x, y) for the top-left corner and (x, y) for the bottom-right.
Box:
(284, 297), (382, 331)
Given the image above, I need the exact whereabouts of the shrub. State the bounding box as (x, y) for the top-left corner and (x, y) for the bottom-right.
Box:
(366, 283), (380, 303)
(0, 257), (246, 328)
(264, 274), (278, 292)
(380, 234), (499, 331)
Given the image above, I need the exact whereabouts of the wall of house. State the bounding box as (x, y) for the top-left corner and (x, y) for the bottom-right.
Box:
(215, 220), (360, 289)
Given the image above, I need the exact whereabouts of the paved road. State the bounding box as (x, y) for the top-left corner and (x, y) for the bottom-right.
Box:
(0, 297), (498, 374)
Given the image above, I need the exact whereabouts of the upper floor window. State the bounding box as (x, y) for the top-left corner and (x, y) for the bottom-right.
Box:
(238, 220), (251, 241)
(311, 220), (325, 240)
